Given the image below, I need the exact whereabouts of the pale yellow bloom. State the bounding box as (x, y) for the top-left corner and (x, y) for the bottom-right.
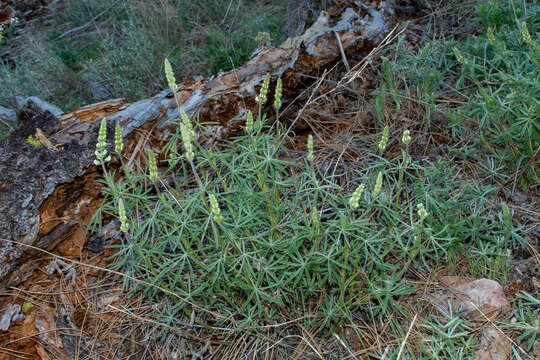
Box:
(209, 193), (224, 222)
(372, 172), (383, 197)
(417, 203), (428, 222)
(148, 149), (158, 182)
(401, 130), (411, 146)
(378, 126), (389, 151)
(349, 184), (365, 210)
(164, 58), (178, 92)
(307, 134), (314, 162)
(118, 198), (130, 232)
(114, 124), (123, 155)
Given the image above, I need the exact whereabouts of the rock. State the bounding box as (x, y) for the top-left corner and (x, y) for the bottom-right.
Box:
(82, 73), (112, 100)
(433, 276), (511, 320)
(474, 326), (511, 360)
(0, 105), (17, 124)
(16, 96), (63, 121)
(0, 304), (22, 330)
(429, 277), (513, 360)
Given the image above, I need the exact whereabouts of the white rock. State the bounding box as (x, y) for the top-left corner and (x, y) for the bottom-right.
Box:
(0, 106), (17, 124)
(474, 326), (511, 360)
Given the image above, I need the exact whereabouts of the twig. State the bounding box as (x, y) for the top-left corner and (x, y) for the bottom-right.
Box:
(396, 313), (417, 360)
(334, 333), (359, 360)
(333, 30), (351, 73)
(0, 118), (15, 131)
(54, 0), (121, 41)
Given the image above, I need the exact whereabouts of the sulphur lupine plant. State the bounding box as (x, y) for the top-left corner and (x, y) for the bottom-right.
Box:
(90, 57), (521, 344)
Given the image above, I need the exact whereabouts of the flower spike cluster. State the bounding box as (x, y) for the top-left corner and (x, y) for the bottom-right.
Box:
(372, 172), (383, 197)
(118, 198), (129, 232)
(256, 73), (270, 105)
(417, 203), (428, 222)
(274, 78), (282, 111)
(209, 194), (224, 223)
(453, 47), (464, 64)
(521, 22), (531, 44)
(180, 108), (195, 161)
(148, 149), (158, 182)
(401, 130), (411, 146)
(349, 184), (365, 210)
(114, 124), (123, 155)
(245, 110), (254, 134)
(487, 28), (496, 46)
(378, 126), (389, 151)
(94, 118), (111, 166)
(164, 58), (178, 93)
(307, 134), (314, 163)
(312, 205), (320, 227)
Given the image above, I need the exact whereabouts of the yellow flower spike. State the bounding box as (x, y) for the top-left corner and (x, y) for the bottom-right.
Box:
(180, 123), (194, 161)
(453, 47), (464, 64)
(148, 149), (158, 182)
(118, 198), (130, 232)
(307, 134), (314, 163)
(255, 73), (270, 105)
(180, 107), (190, 126)
(521, 22), (531, 44)
(417, 203), (428, 222)
(349, 184), (365, 210)
(209, 193), (224, 222)
(401, 130), (411, 146)
(164, 58), (178, 93)
(97, 117), (107, 150)
(487, 27), (496, 46)
(245, 110), (254, 134)
(372, 172), (383, 198)
(274, 78), (283, 111)
(501, 202), (510, 218)
(312, 205), (320, 227)
(114, 124), (123, 155)
(180, 107), (196, 140)
(179, 108), (196, 160)
(378, 125), (389, 151)
(94, 117), (110, 166)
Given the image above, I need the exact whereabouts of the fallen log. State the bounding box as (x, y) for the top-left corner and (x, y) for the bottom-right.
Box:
(0, 0), (394, 290)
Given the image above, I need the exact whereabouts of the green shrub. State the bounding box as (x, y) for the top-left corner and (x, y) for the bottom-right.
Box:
(91, 66), (523, 341)
(378, 0), (539, 190)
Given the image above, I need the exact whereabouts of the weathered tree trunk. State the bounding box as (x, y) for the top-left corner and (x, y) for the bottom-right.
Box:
(0, 0), (394, 290)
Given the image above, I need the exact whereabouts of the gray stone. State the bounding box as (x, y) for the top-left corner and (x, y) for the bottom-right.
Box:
(0, 106), (17, 124)
(16, 96), (63, 120)
(475, 326), (511, 360)
(0, 304), (21, 331)
(82, 73), (112, 100)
